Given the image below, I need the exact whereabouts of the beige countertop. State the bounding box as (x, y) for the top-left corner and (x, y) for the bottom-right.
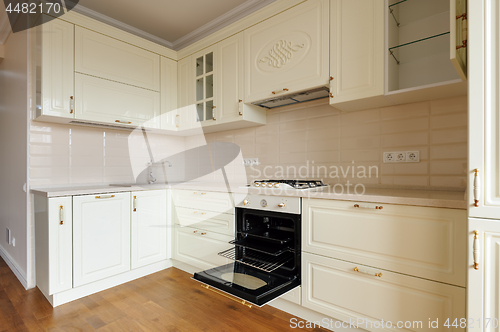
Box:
(31, 182), (467, 210)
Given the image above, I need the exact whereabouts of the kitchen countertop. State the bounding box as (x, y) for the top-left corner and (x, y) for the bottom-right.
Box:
(31, 182), (468, 210)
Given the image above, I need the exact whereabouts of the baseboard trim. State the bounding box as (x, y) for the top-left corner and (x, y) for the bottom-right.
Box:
(0, 244), (28, 289)
(44, 260), (173, 307)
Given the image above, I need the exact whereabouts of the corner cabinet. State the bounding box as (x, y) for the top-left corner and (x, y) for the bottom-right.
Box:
(244, 0), (330, 104)
(36, 16), (75, 120)
(161, 57), (178, 131)
(330, 0), (391, 111)
(72, 193), (131, 287)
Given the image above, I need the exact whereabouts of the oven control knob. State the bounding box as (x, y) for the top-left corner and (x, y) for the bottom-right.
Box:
(243, 199), (249, 206)
(278, 202), (286, 208)
(267, 183), (274, 188)
(260, 199), (267, 208)
(253, 182), (260, 187)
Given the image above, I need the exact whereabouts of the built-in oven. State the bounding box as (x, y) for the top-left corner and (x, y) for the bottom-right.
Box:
(193, 195), (301, 307)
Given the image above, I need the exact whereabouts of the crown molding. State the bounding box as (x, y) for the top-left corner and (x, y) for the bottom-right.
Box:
(0, 6), (12, 44)
(171, 0), (275, 51)
(66, 0), (174, 49)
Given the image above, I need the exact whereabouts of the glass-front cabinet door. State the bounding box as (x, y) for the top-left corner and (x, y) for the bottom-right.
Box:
(194, 46), (217, 125)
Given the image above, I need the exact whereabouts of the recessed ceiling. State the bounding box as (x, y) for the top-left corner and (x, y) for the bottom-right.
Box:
(72, 0), (275, 50)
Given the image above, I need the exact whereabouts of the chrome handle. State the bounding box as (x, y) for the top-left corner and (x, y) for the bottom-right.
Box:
(474, 169), (480, 207)
(272, 88), (289, 95)
(115, 120), (132, 124)
(70, 96), (74, 114)
(353, 204), (383, 210)
(354, 267), (382, 278)
(59, 206), (64, 225)
(133, 196), (137, 212)
(473, 230), (480, 270)
(95, 195), (115, 199)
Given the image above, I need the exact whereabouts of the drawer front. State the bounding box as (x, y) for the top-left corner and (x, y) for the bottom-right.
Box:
(174, 207), (234, 236)
(302, 253), (465, 332)
(75, 73), (161, 128)
(303, 199), (466, 287)
(174, 226), (233, 270)
(75, 27), (160, 91)
(172, 189), (234, 214)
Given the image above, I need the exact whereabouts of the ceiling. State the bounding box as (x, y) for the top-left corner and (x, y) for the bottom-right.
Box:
(72, 0), (275, 50)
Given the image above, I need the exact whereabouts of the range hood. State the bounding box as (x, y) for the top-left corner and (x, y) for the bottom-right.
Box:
(252, 86), (330, 109)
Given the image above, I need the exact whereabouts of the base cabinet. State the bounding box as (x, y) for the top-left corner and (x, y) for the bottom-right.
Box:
(468, 218), (500, 331)
(173, 226), (232, 270)
(302, 252), (466, 332)
(72, 193), (131, 287)
(35, 196), (73, 295)
(131, 190), (168, 269)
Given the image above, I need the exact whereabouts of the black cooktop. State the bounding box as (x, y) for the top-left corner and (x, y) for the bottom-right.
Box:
(253, 180), (326, 189)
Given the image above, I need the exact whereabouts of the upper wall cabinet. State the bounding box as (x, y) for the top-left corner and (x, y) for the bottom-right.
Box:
(36, 16), (75, 119)
(193, 46), (217, 126)
(385, 0), (467, 104)
(244, 0), (330, 104)
(161, 56), (178, 131)
(330, 0), (392, 112)
(75, 27), (160, 91)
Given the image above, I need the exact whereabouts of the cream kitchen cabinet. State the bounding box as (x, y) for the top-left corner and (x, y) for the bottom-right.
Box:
(193, 46), (217, 126)
(469, 0), (500, 219)
(74, 73), (161, 128)
(468, 219), (500, 331)
(303, 253), (466, 332)
(131, 190), (168, 269)
(330, 0), (391, 112)
(72, 193), (131, 287)
(302, 199), (467, 286)
(174, 206), (234, 237)
(75, 27), (160, 91)
(384, 0), (467, 105)
(35, 16), (75, 120)
(217, 33), (266, 129)
(161, 57), (178, 131)
(244, 0), (330, 104)
(176, 56), (197, 131)
(173, 226), (233, 270)
(172, 189), (234, 214)
(34, 196), (73, 296)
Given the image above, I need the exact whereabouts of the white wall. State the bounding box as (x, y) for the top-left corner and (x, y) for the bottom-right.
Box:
(0, 28), (29, 287)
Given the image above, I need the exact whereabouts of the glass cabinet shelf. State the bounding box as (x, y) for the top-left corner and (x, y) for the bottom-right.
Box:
(389, 31), (450, 64)
(195, 51), (215, 122)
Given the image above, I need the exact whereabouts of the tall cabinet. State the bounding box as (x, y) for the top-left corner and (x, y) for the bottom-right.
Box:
(467, 0), (500, 327)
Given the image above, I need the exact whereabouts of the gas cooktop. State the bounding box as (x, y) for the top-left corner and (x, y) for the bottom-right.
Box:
(249, 180), (329, 191)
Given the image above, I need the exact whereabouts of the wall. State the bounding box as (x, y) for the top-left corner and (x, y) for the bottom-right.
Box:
(0, 28), (29, 285)
(186, 95), (468, 189)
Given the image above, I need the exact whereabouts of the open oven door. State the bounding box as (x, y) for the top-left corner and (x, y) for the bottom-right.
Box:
(193, 261), (300, 307)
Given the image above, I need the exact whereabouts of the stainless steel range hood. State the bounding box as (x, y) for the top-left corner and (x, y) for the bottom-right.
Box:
(251, 86), (330, 109)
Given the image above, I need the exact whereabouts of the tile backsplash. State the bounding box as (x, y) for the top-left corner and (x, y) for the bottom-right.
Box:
(29, 95), (467, 189)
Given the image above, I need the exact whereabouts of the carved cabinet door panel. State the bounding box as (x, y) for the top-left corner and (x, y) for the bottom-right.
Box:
(244, 0), (330, 104)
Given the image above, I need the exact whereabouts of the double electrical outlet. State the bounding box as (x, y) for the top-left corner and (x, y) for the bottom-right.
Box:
(383, 151), (420, 163)
(243, 158), (259, 166)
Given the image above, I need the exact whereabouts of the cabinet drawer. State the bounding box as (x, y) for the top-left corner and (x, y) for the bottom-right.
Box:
(174, 207), (234, 236)
(302, 253), (465, 332)
(172, 189), (234, 214)
(75, 27), (160, 91)
(174, 226), (233, 270)
(302, 199), (466, 286)
(75, 73), (161, 128)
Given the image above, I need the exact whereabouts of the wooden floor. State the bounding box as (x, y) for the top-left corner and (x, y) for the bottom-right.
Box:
(0, 257), (326, 331)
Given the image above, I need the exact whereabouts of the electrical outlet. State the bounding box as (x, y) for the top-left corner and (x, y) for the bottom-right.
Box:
(6, 228), (10, 245)
(243, 158), (259, 166)
(406, 151), (420, 162)
(250, 158), (259, 166)
(384, 151), (420, 163)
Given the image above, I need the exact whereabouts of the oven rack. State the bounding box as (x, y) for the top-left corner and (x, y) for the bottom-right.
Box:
(218, 247), (294, 273)
(229, 238), (293, 256)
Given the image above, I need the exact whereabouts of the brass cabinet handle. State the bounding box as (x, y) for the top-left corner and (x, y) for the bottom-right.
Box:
(330, 76), (334, 81)
(59, 205), (64, 225)
(354, 267), (382, 278)
(271, 88), (289, 95)
(201, 284), (252, 308)
(353, 204), (383, 210)
(133, 196), (137, 212)
(473, 230), (480, 270)
(329, 93), (334, 98)
(175, 114), (180, 128)
(194, 192), (207, 195)
(239, 99), (242, 103)
(213, 117), (216, 121)
(473, 169), (480, 207)
(70, 96), (74, 114)
(115, 120), (132, 124)
(194, 211), (207, 215)
(95, 195), (115, 199)
(193, 230), (198, 233)
(201, 232), (207, 235)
